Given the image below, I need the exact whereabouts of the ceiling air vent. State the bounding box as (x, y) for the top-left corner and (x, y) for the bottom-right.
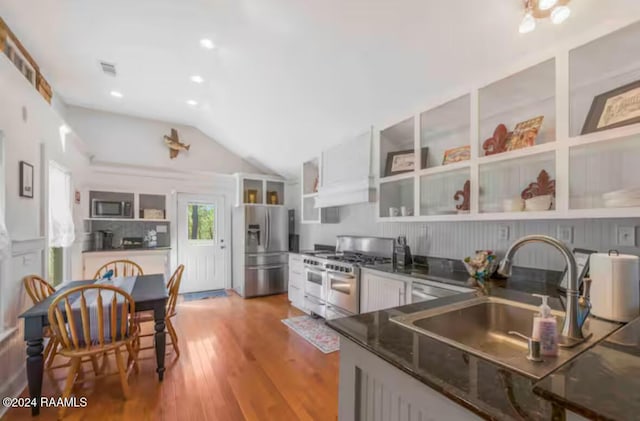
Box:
(99, 61), (117, 77)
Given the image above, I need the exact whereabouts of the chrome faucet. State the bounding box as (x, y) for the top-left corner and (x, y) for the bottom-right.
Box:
(497, 235), (592, 348)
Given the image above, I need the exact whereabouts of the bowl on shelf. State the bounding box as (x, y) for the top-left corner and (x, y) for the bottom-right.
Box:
(525, 195), (553, 211)
(502, 198), (524, 212)
(602, 188), (640, 208)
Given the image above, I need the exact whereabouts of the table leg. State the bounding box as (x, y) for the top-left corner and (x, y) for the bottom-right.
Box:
(26, 338), (44, 416)
(154, 306), (166, 381)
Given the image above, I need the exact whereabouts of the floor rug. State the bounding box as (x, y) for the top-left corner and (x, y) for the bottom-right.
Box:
(282, 315), (340, 354)
(182, 289), (228, 302)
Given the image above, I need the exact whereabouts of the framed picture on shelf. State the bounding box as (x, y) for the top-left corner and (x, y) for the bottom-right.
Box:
(442, 145), (470, 165)
(19, 161), (34, 198)
(507, 116), (544, 151)
(384, 147), (428, 177)
(582, 79), (640, 135)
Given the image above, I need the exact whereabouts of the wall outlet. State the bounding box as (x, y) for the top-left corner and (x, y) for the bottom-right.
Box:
(616, 226), (636, 247)
(557, 226), (573, 243)
(498, 225), (510, 241)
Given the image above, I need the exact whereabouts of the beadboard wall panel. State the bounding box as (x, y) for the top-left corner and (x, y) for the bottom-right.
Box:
(296, 194), (640, 271)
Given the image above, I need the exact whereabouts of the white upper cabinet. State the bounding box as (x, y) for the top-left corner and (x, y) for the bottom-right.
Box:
(315, 128), (375, 208)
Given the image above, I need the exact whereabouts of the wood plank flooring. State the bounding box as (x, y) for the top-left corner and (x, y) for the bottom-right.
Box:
(4, 292), (339, 421)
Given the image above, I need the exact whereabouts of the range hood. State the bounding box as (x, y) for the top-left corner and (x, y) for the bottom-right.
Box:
(314, 129), (375, 208)
(314, 177), (376, 208)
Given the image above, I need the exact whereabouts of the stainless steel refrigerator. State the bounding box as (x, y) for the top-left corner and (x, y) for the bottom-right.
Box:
(232, 206), (289, 297)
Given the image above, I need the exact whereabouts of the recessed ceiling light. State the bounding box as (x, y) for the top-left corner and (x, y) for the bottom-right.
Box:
(110, 90), (123, 98)
(190, 75), (204, 84)
(550, 6), (571, 24)
(538, 0), (558, 11)
(199, 38), (215, 49)
(186, 100), (198, 106)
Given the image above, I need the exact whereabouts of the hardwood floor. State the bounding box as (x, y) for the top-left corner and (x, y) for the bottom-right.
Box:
(4, 293), (339, 421)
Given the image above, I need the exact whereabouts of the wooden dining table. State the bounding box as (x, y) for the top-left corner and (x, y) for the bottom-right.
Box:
(19, 274), (169, 416)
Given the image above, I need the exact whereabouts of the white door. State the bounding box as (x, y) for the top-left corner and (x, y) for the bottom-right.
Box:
(361, 272), (406, 313)
(177, 194), (227, 293)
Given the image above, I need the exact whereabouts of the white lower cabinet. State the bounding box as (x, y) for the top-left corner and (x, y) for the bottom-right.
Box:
(339, 336), (481, 420)
(361, 270), (407, 313)
(288, 253), (307, 312)
(82, 249), (170, 279)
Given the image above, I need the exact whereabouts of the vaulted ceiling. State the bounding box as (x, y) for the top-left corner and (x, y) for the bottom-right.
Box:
(2, 0), (640, 177)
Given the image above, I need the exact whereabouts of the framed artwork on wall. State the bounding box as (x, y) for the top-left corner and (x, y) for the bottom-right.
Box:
(19, 161), (34, 198)
(384, 147), (428, 177)
(582, 79), (640, 135)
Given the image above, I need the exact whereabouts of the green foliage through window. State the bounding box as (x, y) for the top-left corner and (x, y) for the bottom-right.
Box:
(187, 204), (215, 240)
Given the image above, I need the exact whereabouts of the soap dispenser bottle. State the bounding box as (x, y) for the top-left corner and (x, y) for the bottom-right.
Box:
(531, 294), (558, 357)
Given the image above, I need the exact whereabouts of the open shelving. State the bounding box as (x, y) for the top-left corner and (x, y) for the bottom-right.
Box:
(376, 20), (640, 222)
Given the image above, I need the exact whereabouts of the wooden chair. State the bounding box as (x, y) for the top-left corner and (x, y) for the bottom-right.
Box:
(137, 264), (184, 358)
(94, 259), (144, 280)
(23, 275), (59, 368)
(48, 284), (140, 419)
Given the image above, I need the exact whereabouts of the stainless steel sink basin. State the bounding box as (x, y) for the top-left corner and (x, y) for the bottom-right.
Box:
(391, 296), (621, 379)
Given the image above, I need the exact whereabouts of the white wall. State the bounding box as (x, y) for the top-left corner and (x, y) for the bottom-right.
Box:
(84, 164), (237, 288)
(293, 182), (640, 271)
(0, 55), (91, 414)
(65, 106), (262, 174)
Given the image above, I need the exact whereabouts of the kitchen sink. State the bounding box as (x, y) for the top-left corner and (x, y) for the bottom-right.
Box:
(391, 296), (620, 379)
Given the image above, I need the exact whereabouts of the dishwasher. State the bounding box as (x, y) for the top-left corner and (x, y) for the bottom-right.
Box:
(411, 279), (471, 303)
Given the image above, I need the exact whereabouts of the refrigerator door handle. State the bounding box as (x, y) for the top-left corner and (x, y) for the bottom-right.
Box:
(246, 264), (286, 270)
(266, 208), (271, 249)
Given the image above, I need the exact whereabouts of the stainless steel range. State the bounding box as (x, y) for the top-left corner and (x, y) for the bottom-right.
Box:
(302, 236), (394, 319)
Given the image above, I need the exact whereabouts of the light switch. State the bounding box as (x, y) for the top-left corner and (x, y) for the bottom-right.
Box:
(498, 225), (510, 241)
(616, 226), (636, 247)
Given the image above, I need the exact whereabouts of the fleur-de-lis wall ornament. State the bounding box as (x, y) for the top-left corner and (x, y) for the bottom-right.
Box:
(521, 170), (556, 200)
(482, 124), (511, 156)
(454, 180), (471, 211)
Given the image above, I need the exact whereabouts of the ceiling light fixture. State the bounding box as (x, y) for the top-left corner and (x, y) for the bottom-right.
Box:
(538, 0), (558, 10)
(110, 90), (123, 98)
(518, 0), (571, 34)
(190, 75), (204, 84)
(186, 100), (198, 106)
(199, 38), (215, 49)
(519, 11), (536, 34)
(550, 5), (571, 24)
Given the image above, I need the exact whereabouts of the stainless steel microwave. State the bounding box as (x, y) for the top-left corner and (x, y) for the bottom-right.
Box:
(91, 199), (133, 218)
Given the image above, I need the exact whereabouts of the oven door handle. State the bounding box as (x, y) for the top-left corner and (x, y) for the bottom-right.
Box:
(305, 267), (326, 275)
(326, 270), (355, 280)
(330, 280), (352, 294)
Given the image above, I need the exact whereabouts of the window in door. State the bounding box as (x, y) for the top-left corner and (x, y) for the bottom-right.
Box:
(187, 203), (216, 242)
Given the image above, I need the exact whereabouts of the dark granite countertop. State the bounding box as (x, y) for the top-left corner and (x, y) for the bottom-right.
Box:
(363, 262), (563, 298)
(327, 287), (570, 420)
(328, 263), (635, 420)
(82, 247), (171, 253)
(534, 317), (640, 421)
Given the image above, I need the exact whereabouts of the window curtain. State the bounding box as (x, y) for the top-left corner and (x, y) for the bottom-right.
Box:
(49, 164), (75, 248)
(0, 201), (9, 259)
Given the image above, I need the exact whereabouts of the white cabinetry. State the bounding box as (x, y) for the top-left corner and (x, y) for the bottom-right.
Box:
(301, 158), (340, 224)
(234, 173), (285, 207)
(83, 249), (170, 279)
(288, 253), (307, 312)
(376, 21), (640, 222)
(338, 336), (480, 420)
(360, 270), (407, 313)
